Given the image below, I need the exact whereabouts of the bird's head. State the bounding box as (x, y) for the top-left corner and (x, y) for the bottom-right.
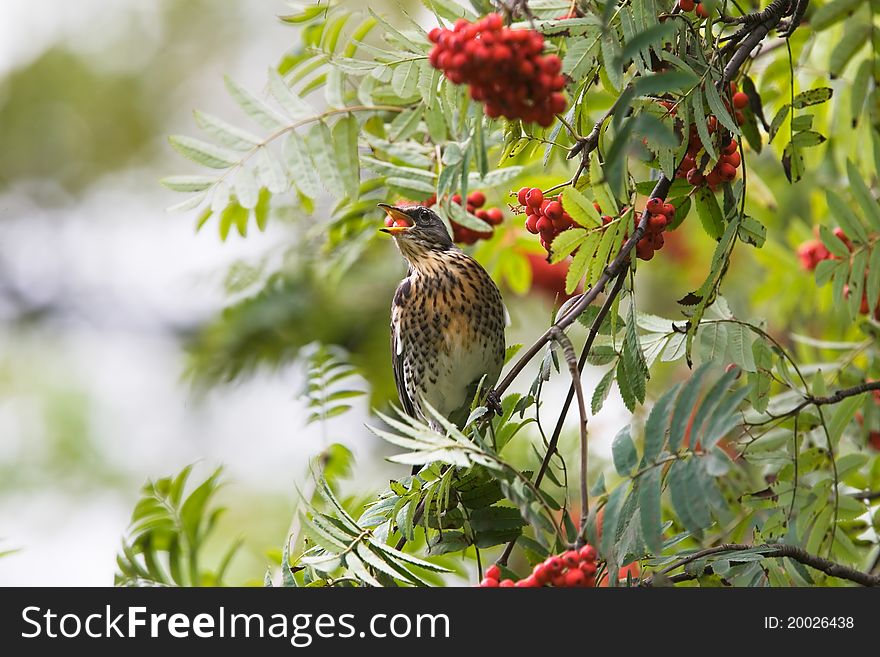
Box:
(379, 204), (454, 260)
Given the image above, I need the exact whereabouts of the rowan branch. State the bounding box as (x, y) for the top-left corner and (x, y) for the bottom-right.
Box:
(641, 543), (880, 587)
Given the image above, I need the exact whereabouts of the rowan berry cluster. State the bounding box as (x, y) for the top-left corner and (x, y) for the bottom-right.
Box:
(478, 545), (598, 588)
(518, 186), (676, 262)
(518, 186), (578, 251)
(383, 191), (504, 245)
(635, 197), (677, 261)
(798, 228), (880, 318)
(660, 83), (747, 191)
(427, 14), (567, 127)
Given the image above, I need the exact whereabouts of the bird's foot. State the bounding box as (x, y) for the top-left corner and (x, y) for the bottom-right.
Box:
(486, 390), (503, 416)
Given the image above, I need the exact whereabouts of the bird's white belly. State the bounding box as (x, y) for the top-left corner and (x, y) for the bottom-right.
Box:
(420, 335), (499, 419)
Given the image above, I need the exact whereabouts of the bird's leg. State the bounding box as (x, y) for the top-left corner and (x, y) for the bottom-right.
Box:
(485, 389), (504, 416)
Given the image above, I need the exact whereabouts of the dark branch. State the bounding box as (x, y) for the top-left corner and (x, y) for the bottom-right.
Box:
(641, 543), (880, 587)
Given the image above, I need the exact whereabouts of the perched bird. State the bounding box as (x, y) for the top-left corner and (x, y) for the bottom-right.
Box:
(379, 203), (506, 436)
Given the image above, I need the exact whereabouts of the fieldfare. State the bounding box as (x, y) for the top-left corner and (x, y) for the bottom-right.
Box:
(380, 204), (507, 437)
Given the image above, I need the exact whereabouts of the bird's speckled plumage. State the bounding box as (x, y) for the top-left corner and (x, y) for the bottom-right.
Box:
(382, 205), (506, 430)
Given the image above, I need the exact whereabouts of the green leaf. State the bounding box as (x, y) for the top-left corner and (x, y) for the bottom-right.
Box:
(704, 80), (739, 134)
(284, 132), (322, 198)
(561, 186), (601, 227)
(632, 70), (699, 96)
(737, 216), (766, 247)
(667, 460), (701, 535)
(590, 150), (619, 214)
(193, 110), (263, 150)
(643, 384), (680, 462)
(255, 147), (288, 194)
(792, 87), (834, 109)
(791, 130), (827, 148)
(160, 175), (216, 193)
(168, 135), (238, 169)
(391, 60), (421, 98)
(695, 186), (724, 240)
(219, 201), (247, 240)
(826, 189), (869, 242)
(668, 364), (711, 451)
(768, 104), (790, 143)
(819, 224), (851, 258)
(846, 159), (880, 232)
(612, 426), (638, 476)
(726, 324), (757, 372)
(867, 247), (880, 313)
(811, 0), (864, 31)
(233, 166), (259, 209)
(592, 367), (616, 414)
(268, 67), (312, 120)
(828, 394), (866, 447)
(254, 188), (270, 231)
(691, 92), (717, 162)
(224, 76), (287, 130)
(829, 26), (869, 77)
(600, 484), (627, 562)
(550, 228), (588, 263)
(306, 122), (345, 195)
(333, 115), (360, 200)
(639, 467), (663, 554)
(565, 243), (591, 294)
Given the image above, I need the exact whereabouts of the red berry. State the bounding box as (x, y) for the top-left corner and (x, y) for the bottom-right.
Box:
(732, 91), (749, 109)
(718, 163), (737, 181)
(723, 139), (738, 155)
(564, 569), (587, 587)
(679, 0), (695, 10)
(544, 201), (563, 222)
(695, 3), (709, 18)
(735, 109), (746, 125)
(578, 545), (597, 562)
(724, 151), (741, 168)
(544, 556), (563, 574)
(661, 203), (676, 219)
(517, 187), (530, 206)
(550, 572), (568, 587)
(499, 579), (515, 587)
(687, 169), (703, 187)
(646, 197), (663, 214)
(601, 215), (613, 226)
(480, 577), (499, 587)
(541, 55), (562, 75)
(536, 217), (553, 233)
(648, 213), (667, 233)
(486, 564), (501, 580)
(526, 188), (544, 208)
(525, 216), (539, 234)
(652, 232), (665, 249)
(467, 191), (486, 207)
(451, 194), (462, 205)
(532, 564), (549, 585)
(384, 216), (395, 228)
(486, 207), (504, 225)
(706, 170), (722, 187)
(636, 238), (654, 261)
(578, 561), (597, 576)
(562, 550), (580, 569)
(515, 576), (538, 587)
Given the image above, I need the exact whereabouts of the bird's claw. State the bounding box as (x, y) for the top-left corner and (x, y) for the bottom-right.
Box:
(486, 390), (503, 416)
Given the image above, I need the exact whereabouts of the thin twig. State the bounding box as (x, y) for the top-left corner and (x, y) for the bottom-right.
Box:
(548, 327), (590, 546)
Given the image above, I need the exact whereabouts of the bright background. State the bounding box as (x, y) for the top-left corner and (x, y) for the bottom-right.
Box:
(0, 1), (633, 586)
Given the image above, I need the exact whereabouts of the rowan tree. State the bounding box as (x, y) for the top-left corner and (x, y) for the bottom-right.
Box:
(117, 0), (880, 588)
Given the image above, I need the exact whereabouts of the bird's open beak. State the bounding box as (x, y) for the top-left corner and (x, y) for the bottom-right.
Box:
(378, 204), (412, 235)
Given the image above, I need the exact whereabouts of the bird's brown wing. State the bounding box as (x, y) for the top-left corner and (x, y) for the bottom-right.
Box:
(391, 280), (417, 420)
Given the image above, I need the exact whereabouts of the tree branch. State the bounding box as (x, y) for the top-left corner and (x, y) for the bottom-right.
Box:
(491, 176), (672, 400)
(641, 543), (880, 587)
